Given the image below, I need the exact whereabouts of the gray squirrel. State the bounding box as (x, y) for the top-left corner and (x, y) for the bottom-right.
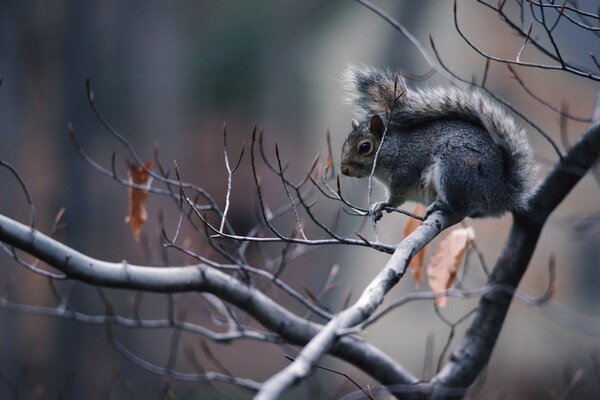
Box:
(340, 65), (537, 221)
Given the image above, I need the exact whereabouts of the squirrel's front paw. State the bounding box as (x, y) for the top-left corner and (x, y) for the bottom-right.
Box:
(369, 201), (389, 223)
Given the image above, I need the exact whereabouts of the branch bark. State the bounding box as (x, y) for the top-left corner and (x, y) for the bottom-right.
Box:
(256, 210), (461, 399)
(0, 213), (417, 390)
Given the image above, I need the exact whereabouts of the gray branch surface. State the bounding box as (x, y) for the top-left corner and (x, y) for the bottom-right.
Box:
(255, 210), (461, 400)
(0, 212), (416, 390)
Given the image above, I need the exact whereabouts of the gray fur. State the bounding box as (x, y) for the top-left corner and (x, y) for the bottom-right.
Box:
(340, 65), (537, 218)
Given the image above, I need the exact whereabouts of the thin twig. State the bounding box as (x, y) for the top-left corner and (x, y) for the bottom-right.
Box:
(456, 1), (600, 81)
(0, 160), (35, 229)
(284, 354), (374, 400)
(429, 35), (564, 159)
(353, 0), (453, 81)
(275, 143), (307, 240)
(507, 65), (591, 122)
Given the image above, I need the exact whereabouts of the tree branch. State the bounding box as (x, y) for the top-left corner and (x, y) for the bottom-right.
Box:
(0, 212), (417, 391)
(256, 210), (461, 399)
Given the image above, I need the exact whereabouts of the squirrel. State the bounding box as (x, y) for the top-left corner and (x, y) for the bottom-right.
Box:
(340, 65), (537, 222)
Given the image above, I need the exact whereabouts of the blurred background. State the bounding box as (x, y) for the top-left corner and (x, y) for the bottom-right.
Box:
(0, 0), (598, 398)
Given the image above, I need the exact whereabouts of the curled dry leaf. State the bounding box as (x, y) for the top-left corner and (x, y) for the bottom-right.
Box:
(125, 161), (153, 241)
(427, 226), (475, 307)
(402, 204), (427, 284)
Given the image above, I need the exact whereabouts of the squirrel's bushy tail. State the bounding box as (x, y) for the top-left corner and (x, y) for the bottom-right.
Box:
(344, 65), (537, 212)
(343, 65), (406, 118)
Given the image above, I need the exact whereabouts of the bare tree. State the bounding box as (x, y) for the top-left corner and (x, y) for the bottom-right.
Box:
(1, 1), (599, 399)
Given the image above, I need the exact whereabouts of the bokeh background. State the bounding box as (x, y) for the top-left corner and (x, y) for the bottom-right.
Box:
(0, 1), (598, 398)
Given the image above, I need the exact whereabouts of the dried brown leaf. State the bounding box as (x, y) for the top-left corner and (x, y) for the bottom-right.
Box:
(427, 227), (475, 307)
(402, 204), (427, 284)
(125, 161), (153, 241)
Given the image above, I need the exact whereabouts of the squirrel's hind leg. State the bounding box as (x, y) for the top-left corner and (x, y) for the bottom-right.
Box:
(434, 141), (505, 219)
(423, 165), (466, 221)
(423, 154), (468, 221)
(425, 201), (454, 220)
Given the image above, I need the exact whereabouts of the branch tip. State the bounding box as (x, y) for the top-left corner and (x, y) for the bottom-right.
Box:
(232, 142), (246, 173)
(310, 154), (320, 173)
(429, 35), (437, 54)
(354, 231), (374, 247)
(85, 78), (95, 102)
(173, 160), (182, 183)
(110, 151), (117, 177)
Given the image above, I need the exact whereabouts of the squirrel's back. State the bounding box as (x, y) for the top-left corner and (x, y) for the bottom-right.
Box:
(344, 65), (537, 213)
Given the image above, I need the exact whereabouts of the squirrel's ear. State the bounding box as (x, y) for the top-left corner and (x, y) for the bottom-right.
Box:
(369, 115), (385, 139)
(351, 119), (359, 130)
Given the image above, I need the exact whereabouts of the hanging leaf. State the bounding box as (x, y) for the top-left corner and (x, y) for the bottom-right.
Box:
(427, 227), (475, 307)
(402, 204), (427, 284)
(125, 161), (153, 241)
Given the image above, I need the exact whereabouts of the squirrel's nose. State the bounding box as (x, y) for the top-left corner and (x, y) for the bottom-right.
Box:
(341, 166), (350, 176)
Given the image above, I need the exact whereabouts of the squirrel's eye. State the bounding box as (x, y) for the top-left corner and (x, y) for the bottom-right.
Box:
(358, 142), (371, 154)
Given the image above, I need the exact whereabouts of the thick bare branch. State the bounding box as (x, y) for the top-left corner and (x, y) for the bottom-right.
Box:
(0, 212), (417, 391)
(256, 210), (460, 399)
